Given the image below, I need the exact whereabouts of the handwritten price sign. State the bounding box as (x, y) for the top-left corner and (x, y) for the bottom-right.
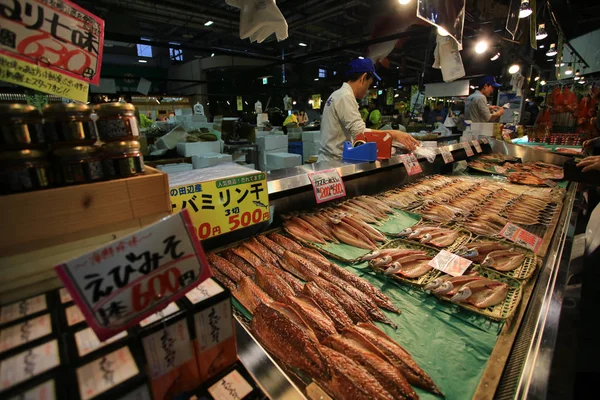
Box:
(500, 222), (543, 254)
(472, 140), (483, 153)
(55, 210), (211, 341)
(400, 153), (423, 176)
(462, 142), (474, 157)
(0, 0), (105, 101)
(428, 250), (472, 277)
(481, 137), (489, 144)
(440, 146), (454, 164)
(308, 169), (346, 204)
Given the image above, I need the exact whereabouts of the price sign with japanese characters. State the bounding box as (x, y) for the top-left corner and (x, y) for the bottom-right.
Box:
(170, 172), (270, 240)
(0, 0), (105, 101)
(400, 153), (423, 176)
(462, 142), (474, 157)
(440, 146), (454, 164)
(308, 169), (346, 204)
(500, 222), (543, 254)
(481, 137), (489, 144)
(472, 140), (483, 153)
(54, 210), (211, 341)
(428, 250), (472, 277)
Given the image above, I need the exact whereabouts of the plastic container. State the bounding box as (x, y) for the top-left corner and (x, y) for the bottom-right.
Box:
(96, 103), (140, 141)
(0, 148), (52, 194)
(53, 145), (104, 185)
(0, 104), (45, 149)
(102, 140), (145, 179)
(43, 103), (98, 145)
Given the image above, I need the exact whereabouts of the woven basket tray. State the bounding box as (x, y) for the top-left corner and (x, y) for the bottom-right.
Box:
(432, 267), (523, 321)
(394, 221), (473, 252)
(369, 239), (442, 287)
(465, 237), (538, 281)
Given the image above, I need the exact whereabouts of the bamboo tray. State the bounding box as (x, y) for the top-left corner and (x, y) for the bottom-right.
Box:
(394, 221), (472, 252)
(463, 237), (538, 281)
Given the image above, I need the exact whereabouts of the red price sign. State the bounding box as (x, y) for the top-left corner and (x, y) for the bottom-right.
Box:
(308, 169), (346, 204)
(500, 222), (543, 253)
(440, 146), (454, 164)
(55, 210), (211, 341)
(462, 142), (474, 157)
(472, 140), (483, 153)
(401, 153), (423, 176)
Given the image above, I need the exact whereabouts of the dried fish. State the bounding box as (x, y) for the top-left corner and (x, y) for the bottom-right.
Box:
(292, 247), (332, 272)
(231, 246), (264, 269)
(254, 265), (295, 302)
(303, 282), (354, 331)
(268, 233), (303, 252)
(207, 253), (246, 283)
(482, 250), (526, 272)
(222, 250), (256, 277)
(450, 279), (509, 308)
(256, 235), (286, 258)
(312, 276), (371, 324)
(242, 237), (279, 265)
(282, 250), (322, 280)
(284, 295), (337, 342)
(233, 277), (273, 313)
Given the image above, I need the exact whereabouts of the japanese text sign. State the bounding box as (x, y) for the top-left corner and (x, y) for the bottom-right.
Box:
(500, 222), (543, 253)
(440, 146), (454, 164)
(472, 140), (482, 153)
(428, 250), (472, 277)
(401, 153), (423, 176)
(308, 169), (346, 204)
(0, 0), (105, 101)
(481, 137), (489, 144)
(54, 210), (211, 341)
(462, 142), (474, 157)
(170, 172), (270, 241)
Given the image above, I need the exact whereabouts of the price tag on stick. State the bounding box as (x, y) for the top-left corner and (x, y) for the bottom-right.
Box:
(54, 210), (212, 341)
(308, 169), (346, 204)
(462, 142), (474, 157)
(472, 140), (483, 153)
(401, 154), (423, 176)
(428, 250), (472, 277)
(500, 222), (543, 253)
(440, 146), (454, 164)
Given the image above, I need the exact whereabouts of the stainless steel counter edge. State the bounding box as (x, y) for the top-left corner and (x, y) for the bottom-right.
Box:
(266, 139), (483, 194)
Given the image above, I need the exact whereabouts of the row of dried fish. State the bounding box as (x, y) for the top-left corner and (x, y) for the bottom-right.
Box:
(424, 272), (509, 309)
(396, 224), (461, 248)
(367, 248), (435, 280)
(458, 241), (526, 272)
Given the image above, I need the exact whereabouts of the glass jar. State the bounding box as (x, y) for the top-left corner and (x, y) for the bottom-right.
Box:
(0, 104), (45, 149)
(0, 149), (52, 194)
(95, 103), (140, 141)
(53, 146), (104, 185)
(43, 103), (98, 145)
(102, 140), (145, 179)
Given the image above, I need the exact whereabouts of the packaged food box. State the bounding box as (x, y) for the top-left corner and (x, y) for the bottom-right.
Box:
(0, 292), (56, 327)
(194, 362), (264, 400)
(0, 312), (59, 358)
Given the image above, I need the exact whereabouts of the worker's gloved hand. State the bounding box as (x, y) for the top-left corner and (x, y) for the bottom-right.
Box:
(577, 155), (600, 172)
(389, 131), (419, 152)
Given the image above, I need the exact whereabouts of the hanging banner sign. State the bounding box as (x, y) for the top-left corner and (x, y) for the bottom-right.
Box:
(428, 250), (472, 277)
(472, 140), (483, 153)
(500, 222), (543, 253)
(308, 169), (346, 204)
(462, 142), (474, 157)
(236, 96), (243, 111)
(440, 146), (454, 163)
(170, 172), (270, 241)
(401, 153), (423, 175)
(55, 210), (211, 341)
(0, 0), (105, 101)
(311, 94), (321, 110)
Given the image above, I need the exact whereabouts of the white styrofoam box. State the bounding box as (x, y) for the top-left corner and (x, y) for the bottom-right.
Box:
(302, 131), (321, 143)
(266, 152), (302, 170)
(155, 126), (188, 150)
(157, 163), (193, 175)
(175, 109), (193, 116)
(192, 153), (233, 169)
(470, 122), (494, 136)
(303, 142), (319, 159)
(176, 141), (221, 157)
(191, 114), (208, 123)
(257, 134), (288, 151)
(421, 141), (438, 148)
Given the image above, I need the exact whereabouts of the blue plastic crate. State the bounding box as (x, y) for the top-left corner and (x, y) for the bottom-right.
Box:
(288, 141), (303, 163)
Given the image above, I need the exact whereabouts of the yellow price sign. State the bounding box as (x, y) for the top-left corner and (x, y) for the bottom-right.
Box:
(170, 172), (270, 240)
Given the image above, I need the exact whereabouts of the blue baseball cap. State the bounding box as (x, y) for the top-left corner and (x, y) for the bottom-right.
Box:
(480, 76), (501, 88)
(347, 58), (381, 81)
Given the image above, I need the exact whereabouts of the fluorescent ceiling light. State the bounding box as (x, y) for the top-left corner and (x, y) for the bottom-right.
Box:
(358, 56), (364, 59)
(299, 42), (307, 47)
(138, 59), (147, 63)
(169, 42), (181, 46)
(314, 78), (319, 81)
(211, 53), (215, 57)
(470, 85), (475, 89)
(490, 53), (500, 61)
(205, 21), (214, 26)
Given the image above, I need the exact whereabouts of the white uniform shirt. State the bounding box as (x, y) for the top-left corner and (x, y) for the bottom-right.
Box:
(319, 83), (366, 162)
(465, 90), (492, 122)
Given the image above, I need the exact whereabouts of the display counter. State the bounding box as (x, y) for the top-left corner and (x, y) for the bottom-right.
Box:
(217, 137), (578, 400)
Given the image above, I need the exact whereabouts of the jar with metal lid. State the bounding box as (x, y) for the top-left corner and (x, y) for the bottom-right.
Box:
(95, 102), (140, 141)
(0, 104), (45, 149)
(43, 103), (98, 145)
(0, 149), (52, 194)
(53, 145), (104, 185)
(102, 140), (145, 179)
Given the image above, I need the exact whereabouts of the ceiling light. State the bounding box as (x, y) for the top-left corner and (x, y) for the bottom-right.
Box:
(211, 53), (215, 57)
(509, 64), (520, 74)
(536, 24), (548, 40)
(535, 76), (540, 81)
(358, 56), (364, 59)
(579, 80), (586, 84)
(546, 43), (557, 57)
(438, 27), (450, 37)
(490, 53), (500, 61)
(530, 88), (535, 91)
(394, 93), (400, 98)
(575, 69), (581, 76)
(470, 85), (475, 89)
(555, 63), (561, 68)
(299, 42), (307, 47)
(519, 0), (532, 18)
(314, 78), (319, 81)
(204, 21), (214, 26)
(398, 0), (411, 4)
(574, 76), (581, 81)
(539, 44), (545, 49)
(540, 80), (546, 86)
(138, 59), (147, 63)
(565, 64), (573, 75)
(227, 100), (230, 105)
(293, 101), (297, 105)
(475, 40), (488, 54)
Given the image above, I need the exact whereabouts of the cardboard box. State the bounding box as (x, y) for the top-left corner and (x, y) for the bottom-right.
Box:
(266, 152), (302, 170)
(177, 141), (221, 157)
(192, 153), (234, 169)
(256, 135), (288, 151)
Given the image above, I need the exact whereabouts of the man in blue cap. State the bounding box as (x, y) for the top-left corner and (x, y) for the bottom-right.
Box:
(319, 58), (419, 162)
(465, 76), (505, 123)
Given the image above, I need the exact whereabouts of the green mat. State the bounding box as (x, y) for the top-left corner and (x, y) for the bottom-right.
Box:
(375, 210), (422, 236)
(312, 241), (373, 262)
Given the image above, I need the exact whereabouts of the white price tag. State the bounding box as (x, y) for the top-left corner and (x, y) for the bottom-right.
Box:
(208, 370), (253, 400)
(308, 169), (346, 204)
(440, 146), (454, 164)
(500, 223), (543, 253)
(481, 137), (489, 144)
(400, 154), (423, 176)
(428, 250), (472, 277)
(472, 140), (483, 153)
(462, 142), (474, 157)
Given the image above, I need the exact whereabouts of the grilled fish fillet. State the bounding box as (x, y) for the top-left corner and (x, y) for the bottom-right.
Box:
(231, 246), (264, 269)
(207, 253), (246, 283)
(242, 237), (280, 265)
(292, 247), (332, 272)
(254, 265), (295, 302)
(284, 295), (337, 342)
(303, 282), (354, 331)
(256, 235), (286, 258)
(233, 277), (272, 313)
(268, 233), (303, 252)
(221, 250), (256, 277)
(282, 250), (322, 280)
(312, 276), (371, 324)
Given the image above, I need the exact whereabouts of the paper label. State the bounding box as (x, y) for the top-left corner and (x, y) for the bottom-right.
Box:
(307, 169), (346, 204)
(59, 288), (73, 304)
(75, 327), (128, 358)
(141, 319), (193, 379)
(55, 210), (211, 341)
(481, 137), (489, 144)
(400, 154), (423, 176)
(0, 295), (47, 325)
(8, 379), (55, 400)
(462, 142), (474, 157)
(472, 140), (483, 153)
(76, 347), (139, 400)
(500, 223), (543, 253)
(194, 298), (233, 352)
(139, 302), (180, 328)
(0, 314), (53, 354)
(185, 278), (224, 304)
(208, 370), (253, 400)
(0, 340), (60, 391)
(493, 165), (508, 174)
(66, 305), (86, 327)
(428, 250), (473, 277)
(440, 146), (454, 164)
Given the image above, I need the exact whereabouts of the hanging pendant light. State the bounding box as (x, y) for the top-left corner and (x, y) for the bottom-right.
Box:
(519, 0), (532, 18)
(509, 64), (520, 74)
(565, 64), (574, 75)
(546, 43), (558, 57)
(536, 24), (548, 40)
(574, 76), (581, 81)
